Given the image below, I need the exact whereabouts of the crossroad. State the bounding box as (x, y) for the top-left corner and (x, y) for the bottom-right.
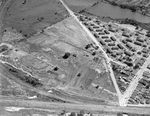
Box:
(120, 55), (150, 106)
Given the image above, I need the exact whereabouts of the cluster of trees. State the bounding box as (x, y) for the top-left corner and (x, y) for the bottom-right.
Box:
(106, 0), (137, 12)
(5, 63), (43, 87)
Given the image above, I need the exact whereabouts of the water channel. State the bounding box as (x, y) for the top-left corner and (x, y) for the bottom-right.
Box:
(87, 2), (150, 23)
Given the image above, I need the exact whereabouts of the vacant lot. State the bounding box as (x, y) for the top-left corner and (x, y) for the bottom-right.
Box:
(3, 0), (69, 37)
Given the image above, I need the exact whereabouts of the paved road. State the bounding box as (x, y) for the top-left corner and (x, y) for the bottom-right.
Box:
(1, 99), (150, 114)
(120, 55), (150, 106)
(60, 0), (122, 101)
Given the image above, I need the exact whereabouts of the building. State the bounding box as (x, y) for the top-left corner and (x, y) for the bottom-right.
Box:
(106, 47), (113, 53)
(93, 26), (99, 28)
(143, 71), (150, 78)
(142, 48), (149, 54)
(96, 29), (103, 32)
(122, 39), (127, 44)
(98, 32), (105, 35)
(143, 54), (149, 58)
(111, 47), (119, 50)
(134, 41), (142, 46)
(122, 32), (130, 38)
(137, 58), (145, 66)
(126, 38), (132, 43)
(126, 43), (132, 49)
(108, 43), (115, 46)
(93, 33), (99, 38)
(109, 28), (116, 32)
(105, 39), (112, 42)
(101, 36), (109, 39)
(147, 64), (150, 70)
(99, 40), (105, 46)
(110, 36), (116, 41)
(104, 30), (110, 34)
(88, 27), (94, 31)
(124, 51), (133, 56)
(136, 37), (144, 43)
(117, 44), (124, 49)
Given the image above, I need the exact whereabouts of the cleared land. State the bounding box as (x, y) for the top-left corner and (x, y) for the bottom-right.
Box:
(0, 16), (118, 105)
(2, 0), (69, 37)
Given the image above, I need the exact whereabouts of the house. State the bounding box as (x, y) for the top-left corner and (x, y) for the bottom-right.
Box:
(111, 47), (119, 50)
(104, 30), (110, 34)
(126, 38), (132, 43)
(124, 51), (133, 56)
(96, 29), (103, 32)
(136, 37), (144, 43)
(93, 26), (99, 28)
(137, 58), (145, 66)
(122, 39), (127, 44)
(102, 36), (109, 39)
(116, 51), (124, 55)
(143, 71), (150, 78)
(134, 41), (142, 46)
(142, 48), (149, 54)
(117, 44), (124, 49)
(122, 32), (130, 38)
(110, 36), (116, 41)
(109, 28), (116, 32)
(98, 32), (105, 35)
(126, 43), (132, 49)
(108, 43), (115, 46)
(88, 27), (94, 31)
(106, 47), (113, 53)
(143, 54), (149, 58)
(93, 33), (99, 38)
(147, 64), (150, 70)
(83, 22), (89, 26)
(105, 39), (112, 42)
(99, 40), (106, 46)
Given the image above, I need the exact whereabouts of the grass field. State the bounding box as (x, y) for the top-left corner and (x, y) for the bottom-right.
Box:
(3, 0), (69, 37)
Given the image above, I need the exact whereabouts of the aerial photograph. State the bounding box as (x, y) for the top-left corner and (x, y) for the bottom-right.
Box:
(0, 0), (150, 116)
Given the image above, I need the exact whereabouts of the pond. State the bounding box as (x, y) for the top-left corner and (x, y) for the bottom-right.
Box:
(87, 2), (150, 23)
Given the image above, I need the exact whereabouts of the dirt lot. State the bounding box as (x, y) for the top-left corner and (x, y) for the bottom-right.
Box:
(3, 0), (69, 37)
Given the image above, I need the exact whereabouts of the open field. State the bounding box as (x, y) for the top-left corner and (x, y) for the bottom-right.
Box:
(2, 0), (69, 38)
(0, 16), (118, 105)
